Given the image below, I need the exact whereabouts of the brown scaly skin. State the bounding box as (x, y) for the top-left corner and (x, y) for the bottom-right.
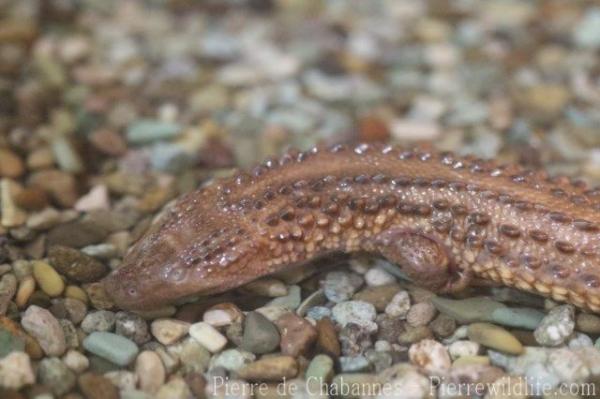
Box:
(103, 143), (600, 311)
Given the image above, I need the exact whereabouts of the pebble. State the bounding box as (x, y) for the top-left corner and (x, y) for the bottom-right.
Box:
(65, 285), (89, 304)
(547, 347), (590, 383)
(340, 323), (374, 357)
(32, 261), (64, 297)
(448, 340), (481, 360)
(384, 290), (411, 318)
(189, 321), (227, 353)
(75, 185), (110, 212)
(210, 348), (255, 372)
(175, 337), (211, 374)
(21, 305), (66, 356)
(430, 313), (457, 338)
(115, 312), (150, 345)
(0, 179), (26, 227)
(323, 271), (363, 303)
(353, 283), (401, 312)
(62, 349), (89, 373)
(78, 372), (119, 399)
(237, 355), (298, 382)
(150, 318), (190, 345)
(241, 311), (280, 354)
(406, 301), (437, 327)
(363, 267), (396, 287)
(408, 338), (451, 376)
(135, 351), (165, 394)
(332, 300), (377, 333)
(398, 325), (433, 345)
(241, 278), (288, 297)
(567, 332), (593, 349)
(15, 275), (35, 309)
(534, 305), (575, 346)
(47, 219), (110, 248)
(0, 351), (35, 389)
(305, 354), (334, 383)
(82, 332), (139, 366)
(203, 303), (243, 327)
(0, 328), (25, 357)
(64, 297), (87, 324)
(306, 306), (332, 321)
(0, 273), (17, 315)
(576, 313), (600, 334)
(48, 245), (108, 283)
(316, 317), (341, 358)
(297, 289), (327, 317)
(104, 370), (138, 391)
(0, 149), (25, 178)
(60, 319), (79, 349)
(81, 310), (116, 333)
(431, 296), (505, 323)
(155, 377), (193, 399)
(26, 208), (57, 231)
(265, 284), (301, 310)
(491, 307), (545, 330)
(275, 312), (317, 357)
(38, 357), (77, 396)
(126, 120), (182, 144)
(467, 323), (524, 355)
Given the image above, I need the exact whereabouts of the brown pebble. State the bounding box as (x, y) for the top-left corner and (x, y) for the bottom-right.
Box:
(576, 313), (600, 334)
(0, 149), (25, 178)
(48, 245), (108, 283)
(184, 372), (207, 399)
(316, 317), (340, 358)
(13, 187), (49, 211)
(430, 313), (456, 338)
(275, 312), (317, 357)
(78, 372), (119, 399)
(89, 129), (127, 156)
(398, 325), (433, 345)
(353, 283), (401, 311)
(82, 282), (114, 310)
(237, 355), (298, 382)
(28, 169), (79, 208)
(406, 302), (437, 327)
(358, 114), (390, 142)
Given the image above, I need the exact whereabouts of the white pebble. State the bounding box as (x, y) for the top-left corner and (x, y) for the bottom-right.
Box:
(385, 290), (411, 318)
(189, 322), (228, 353)
(62, 350), (89, 373)
(448, 340), (480, 360)
(0, 351), (35, 390)
(364, 267), (396, 287)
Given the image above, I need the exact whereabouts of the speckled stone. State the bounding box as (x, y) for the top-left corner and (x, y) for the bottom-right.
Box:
(37, 357), (77, 396)
(332, 300), (377, 333)
(323, 271), (364, 303)
(275, 312), (317, 357)
(81, 310), (116, 333)
(48, 245), (108, 283)
(0, 351), (35, 390)
(21, 305), (66, 356)
(408, 338), (451, 375)
(534, 305), (575, 346)
(115, 312), (150, 345)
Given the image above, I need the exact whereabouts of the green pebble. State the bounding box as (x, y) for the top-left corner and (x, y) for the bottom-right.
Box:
(491, 307), (545, 330)
(431, 296), (506, 323)
(0, 329), (25, 358)
(306, 354), (334, 383)
(266, 285), (301, 310)
(83, 332), (139, 366)
(126, 120), (181, 144)
(467, 322), (524, 355)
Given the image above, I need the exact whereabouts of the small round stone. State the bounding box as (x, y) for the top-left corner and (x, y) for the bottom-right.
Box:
(448, 340), (481, 360)
(275, 312), (318, 357)
(406, 302), (437, 327)
(241, 312), (280, 354)
(189, 322), (227, 353)
(385, 290), (411, 318)
(364, 267), (396, 287)
(408, 339), (451, 375)
(0, 351), (35, 390)
(115, 312), (150, 345)
(63, 349), (90, 373)
(48, 246), (108, 283)
(21, 305), (66, 356)
(38, 357), (77, 396)
(332, 301), (377, 333)
(534, 305), (575, 346)
(135, 351), (165, 395)
(81, 310), (116, 333)
(32, 261), (65, 297)
(150, 319), (190, 345)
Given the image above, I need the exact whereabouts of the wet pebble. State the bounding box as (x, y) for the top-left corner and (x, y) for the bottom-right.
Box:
(364, 267), (395, 287)
(82, 332), (139, 366)
(316, 317), (341, 358)
(210, 348), (256, 372)
(38, 357), (77, 396)
(237, 355), (298, 382)
(468, 323), (524, 355)
(64, 298), (87, 324)
(150, 318), (190, 345)
(576, 313), (600, 335)
(21, 305), (66, 356)
(135, 351), (165, 394)
(408, 338), (451, 375)
(81, 310), (116, 333)
(32, 261), (64, 297)
(62, 349), (89, 373)
(534, 305), (575, 346)
(323, 271), (363, 303)
(115, 312), (150, 345)
(275, 312), (317, 357)
(0, 351), (34, 390)
(384, 290), (411, 318)
(265, 284), (301, 310)
(48, 245), (108, 283)
(332, 300), (377, 333)
(241, 311), (280, 354)
(406, 301), (437, 327)
(189, 321), (227, 353)
(78, 372), (119, 399)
